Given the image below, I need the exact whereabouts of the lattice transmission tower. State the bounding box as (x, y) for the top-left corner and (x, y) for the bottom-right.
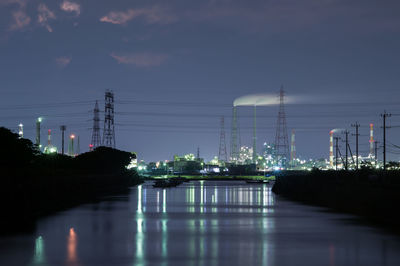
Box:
(274, 86), (289, 167)
(230, 106), (239, 163)
(103, 90), (115, 148)
(218, 116), (228, 162)
(90, 100), (101, 150)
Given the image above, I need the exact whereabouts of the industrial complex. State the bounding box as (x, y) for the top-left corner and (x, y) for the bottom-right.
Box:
(11, 88), (391, 175)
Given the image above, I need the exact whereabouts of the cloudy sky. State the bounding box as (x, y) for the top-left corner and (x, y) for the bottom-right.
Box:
(1, 0), (400, 162)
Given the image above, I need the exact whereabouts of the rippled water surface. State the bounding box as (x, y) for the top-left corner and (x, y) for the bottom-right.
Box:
(1, 180), (400, 266)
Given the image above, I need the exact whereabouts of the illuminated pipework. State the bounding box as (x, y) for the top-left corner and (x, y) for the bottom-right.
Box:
(369, 123), (374, 157)
(329, 131), (334, 167)
(18, 123), (23, 138)
(44, 129), (58, 154)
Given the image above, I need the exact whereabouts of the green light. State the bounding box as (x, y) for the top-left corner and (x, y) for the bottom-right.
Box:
(37, 117), (42, 123)
(137, 185), (142, 214)
(33, 236), (45, 264)
(163, 189), (166, 213)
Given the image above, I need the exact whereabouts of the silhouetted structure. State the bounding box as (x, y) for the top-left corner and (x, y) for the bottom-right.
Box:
(274, 86), (289, 167)
(77, 135), (80, 155)
(68, 134), (75, 156)
(18, 123), (23, 138)
(103, 90), (115, 148)
(290, 130), (296, 167)
(381, 111), (391, 170)
(60, 125), (66, 154)
(91, 100), (101, 149)
(230, 106), (239, 163)
(218, 116), (227, 162)
(36, 117), (42, 150)
(252, 106), (257, 164)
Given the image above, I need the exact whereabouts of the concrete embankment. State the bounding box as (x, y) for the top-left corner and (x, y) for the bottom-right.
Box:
(272, 170), (400, 230)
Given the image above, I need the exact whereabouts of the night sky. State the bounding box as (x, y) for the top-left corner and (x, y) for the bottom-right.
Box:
(1, 0), (400, 162)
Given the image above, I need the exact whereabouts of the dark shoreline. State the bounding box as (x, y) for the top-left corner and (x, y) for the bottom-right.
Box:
(0, 171), (142, 236)
(272, 170), (400, 234)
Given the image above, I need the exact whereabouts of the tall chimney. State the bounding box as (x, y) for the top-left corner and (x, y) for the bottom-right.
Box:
(369, 123), (374, 158)
(329, 130), (334, 167)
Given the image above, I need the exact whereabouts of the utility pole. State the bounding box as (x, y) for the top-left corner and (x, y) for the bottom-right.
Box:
(381, 111), (391, 170)
(334, 137), (340, 170)
(345, 130), (349, 170)
(351, 122), (360, 170)
(60, 125), (66, 154)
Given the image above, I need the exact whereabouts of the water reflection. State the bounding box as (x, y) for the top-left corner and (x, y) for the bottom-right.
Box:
(135, 184), (145, 266)
(32, 236), (45, 265)
(8, 181), (399, 266)
(67, 228), (78, 266)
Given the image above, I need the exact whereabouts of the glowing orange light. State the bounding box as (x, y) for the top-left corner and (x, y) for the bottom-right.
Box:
(70, 134), (75, 139)
(68, 228), (77, 262)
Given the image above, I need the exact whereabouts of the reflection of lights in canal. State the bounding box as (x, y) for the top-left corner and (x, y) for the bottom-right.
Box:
(67, 228), (78, 264)
(33, 236), (45, 264)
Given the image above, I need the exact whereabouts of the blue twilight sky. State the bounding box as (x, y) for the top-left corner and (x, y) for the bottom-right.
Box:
(1, 0), (400, 162)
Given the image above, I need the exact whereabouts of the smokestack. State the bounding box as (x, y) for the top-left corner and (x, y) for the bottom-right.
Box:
(36, 117), (42, 150)
(69, 134), (75, 156)
(329, 130), (334, 167)
(369, 123), (374, 157)
(290, 130), (296, 167)
(47, 129), (52, 146)
(60, 125), (66, 154)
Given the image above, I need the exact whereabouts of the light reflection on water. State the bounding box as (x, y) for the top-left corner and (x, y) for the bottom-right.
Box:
(1, 181), (400, 266)
(67, 228), (78, 266)
(32, 236), (45, 265)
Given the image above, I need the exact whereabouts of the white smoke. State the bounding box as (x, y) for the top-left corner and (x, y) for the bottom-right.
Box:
(330, 128), (345, 134)
(233, 93), (298, 107)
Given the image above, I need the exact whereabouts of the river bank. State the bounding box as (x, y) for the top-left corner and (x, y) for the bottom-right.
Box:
(1, 168), (142, 235)
(0, 127), (142, 235)
(272, 169), (400, 231)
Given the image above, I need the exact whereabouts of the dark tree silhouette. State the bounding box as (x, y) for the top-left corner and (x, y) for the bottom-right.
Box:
(0, 127), (39, 168)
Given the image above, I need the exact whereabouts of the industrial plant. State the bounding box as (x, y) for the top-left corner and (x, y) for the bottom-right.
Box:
(5, 87), (396, 174)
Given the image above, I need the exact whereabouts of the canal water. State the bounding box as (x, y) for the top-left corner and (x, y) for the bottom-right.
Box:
(1, 180), (400, 266)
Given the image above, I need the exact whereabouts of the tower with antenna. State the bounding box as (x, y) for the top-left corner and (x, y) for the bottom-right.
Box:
(274, 86), (289, 168)
(103, 90), (115, 148)
(91, 100), (101, 150)
(218, 116), (228, 162)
